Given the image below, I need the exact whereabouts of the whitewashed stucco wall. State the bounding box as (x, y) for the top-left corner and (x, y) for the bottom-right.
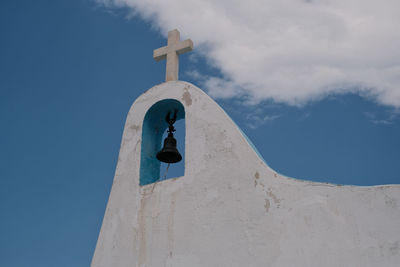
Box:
(92, 81), (400, 267)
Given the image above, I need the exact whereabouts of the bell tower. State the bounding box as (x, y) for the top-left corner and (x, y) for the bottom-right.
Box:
(91, 30), (400, 267)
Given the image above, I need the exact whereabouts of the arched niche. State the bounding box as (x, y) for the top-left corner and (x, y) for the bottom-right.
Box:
(140, 99), (185, 186)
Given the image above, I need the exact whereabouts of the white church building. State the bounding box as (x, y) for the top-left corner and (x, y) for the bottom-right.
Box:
(91, 30), (400, 267)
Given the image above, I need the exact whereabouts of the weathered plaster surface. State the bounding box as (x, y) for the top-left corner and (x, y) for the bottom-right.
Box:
(92, 81), (400, 267)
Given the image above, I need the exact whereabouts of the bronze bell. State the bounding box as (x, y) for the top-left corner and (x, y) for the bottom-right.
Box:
(156, 111), (182, 163)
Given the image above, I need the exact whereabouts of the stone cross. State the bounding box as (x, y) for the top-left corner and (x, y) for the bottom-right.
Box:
(153, 29), (193, 82)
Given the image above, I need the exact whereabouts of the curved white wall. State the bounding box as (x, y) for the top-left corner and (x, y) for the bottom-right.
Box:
(92, 81), (400, 267)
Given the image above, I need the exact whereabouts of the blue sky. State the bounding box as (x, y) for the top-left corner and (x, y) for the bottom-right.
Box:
(1, 0), (399, 266)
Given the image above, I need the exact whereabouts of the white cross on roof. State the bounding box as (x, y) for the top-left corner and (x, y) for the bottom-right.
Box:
(153, 29), (194, 82)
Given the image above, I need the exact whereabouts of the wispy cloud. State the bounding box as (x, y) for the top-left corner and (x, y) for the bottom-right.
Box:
(298, 112), (311, 121)
(364, 110), (400, 125)
(97, 0), (400, 108)
(244, 108), (281, 129)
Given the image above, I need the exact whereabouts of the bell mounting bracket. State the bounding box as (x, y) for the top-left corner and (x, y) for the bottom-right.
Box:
(166, 110), (178, 135)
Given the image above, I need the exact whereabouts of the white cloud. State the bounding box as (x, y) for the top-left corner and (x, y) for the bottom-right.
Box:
(97, 0), (400, 107)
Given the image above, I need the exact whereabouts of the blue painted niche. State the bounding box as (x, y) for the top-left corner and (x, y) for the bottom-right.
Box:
(140, 99), (185, 186)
